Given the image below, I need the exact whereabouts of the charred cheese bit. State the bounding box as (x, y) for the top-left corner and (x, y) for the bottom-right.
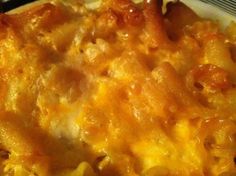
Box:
(0, 0), (235, 176)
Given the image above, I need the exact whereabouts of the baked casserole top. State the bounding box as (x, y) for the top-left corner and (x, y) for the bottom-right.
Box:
(0, 0), (236, 175)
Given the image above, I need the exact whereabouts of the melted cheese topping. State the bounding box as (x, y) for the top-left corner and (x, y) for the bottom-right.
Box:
(0, 0), (236, 175)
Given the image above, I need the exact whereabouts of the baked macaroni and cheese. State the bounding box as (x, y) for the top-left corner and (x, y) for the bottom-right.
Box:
(0, 0), (236, 175)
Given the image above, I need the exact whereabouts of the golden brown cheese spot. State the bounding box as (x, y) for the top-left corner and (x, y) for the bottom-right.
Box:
(188, 64), (232, 91)
(96, 10), (119, 36)
(106, 0), (144, 26)
(0, 1), (235, 176)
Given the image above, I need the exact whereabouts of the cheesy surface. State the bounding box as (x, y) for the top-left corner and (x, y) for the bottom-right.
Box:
(0, 0), (236, 175)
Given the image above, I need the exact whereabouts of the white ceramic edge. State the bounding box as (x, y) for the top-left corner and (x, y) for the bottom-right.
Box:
(180, 0), (236, 29)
